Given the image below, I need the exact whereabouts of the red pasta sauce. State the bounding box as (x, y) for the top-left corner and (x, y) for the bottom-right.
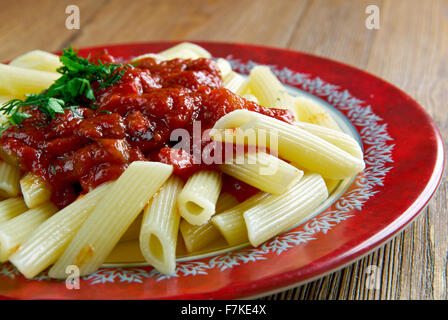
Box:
(0, 51), (294, 208)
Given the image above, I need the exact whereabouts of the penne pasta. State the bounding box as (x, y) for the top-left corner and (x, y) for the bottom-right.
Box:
(215, 58), (232, 79)
(9, 50), (62, 73)
(211, 192), (270, 246)
(293, 96), (341, 131)
(129, 52), (166, 63)
(180, 219), (221, 253)
(48, 161), (173, 278)
(0, 63), (59, 97)
(248, 65), (297, 118)
(223, 71), (248, 95)
(19, 172), (51, 208)
(158, 42), (212, 60)
(211, 109), (365, 179)
(220, 151), (303, 194)
(177, 170), (222, 226)
(244, 173), (328, 247)
(0, 202), (57, 262)
(139, 176), (184, 274)
(296, 121), (364, 159)
(0, 160), (21, 198)
(9, 183), (112, 279)
(242, 93), (259, 104)
(0, 197), (28, 225)
(179, 192), (237, 253)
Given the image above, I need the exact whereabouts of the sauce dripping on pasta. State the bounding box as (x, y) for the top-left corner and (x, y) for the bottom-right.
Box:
(0, 51), (294, 208)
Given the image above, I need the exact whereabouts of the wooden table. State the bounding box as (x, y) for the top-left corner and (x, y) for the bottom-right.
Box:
(0, 0), (446, 300)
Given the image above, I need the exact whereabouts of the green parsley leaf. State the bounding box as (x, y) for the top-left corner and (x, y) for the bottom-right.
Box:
(0, 46), (128, 132)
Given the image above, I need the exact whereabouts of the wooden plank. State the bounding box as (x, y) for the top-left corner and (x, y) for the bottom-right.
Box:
(287, 0), (383, 68)
(69, 0), (309, 48)
(0, 0), (107, 61)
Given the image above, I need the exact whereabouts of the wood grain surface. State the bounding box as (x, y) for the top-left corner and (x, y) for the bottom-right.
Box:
(0, 0), (446, 300)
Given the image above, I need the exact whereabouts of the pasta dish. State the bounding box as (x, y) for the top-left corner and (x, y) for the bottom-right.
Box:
(0, 42), (365, 278)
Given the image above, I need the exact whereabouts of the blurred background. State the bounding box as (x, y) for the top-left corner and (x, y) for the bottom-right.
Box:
(0, 0), (446, 299)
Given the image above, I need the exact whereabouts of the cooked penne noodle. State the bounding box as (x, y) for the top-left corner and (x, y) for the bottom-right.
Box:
(9, 50), (62, 73)
(48, 161), (173, 278)
(180, 219), (221, 253)
(211, 110), (365, 179)
(220, 151), (303, 194)
(0, 63), (59, 97)
(215, 58), (232, 79)
(179, 192), (237, 253)
(244, 173), (328, 247)
(20, 173), (51, 208)
(177, 170), (222, 226)
(139, 176), (184, 274)
(0, 197), (28, 225)
(0, 161), (21, 198)
(242, 93), (259, 104)
(9, 183), (112, 279)
(293, 96), (341, 131)
(129, 52), (166, 63)
(211, 192), (270, 246)
(158, 42), (212, 60)
(248, 65), (297, 118)
(223, 71), (248, 95)
(0, 202), (57, 262)
(296, 121), (363, 159)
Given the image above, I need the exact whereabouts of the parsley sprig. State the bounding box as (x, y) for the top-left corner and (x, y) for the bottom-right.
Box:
(0, 47), (127, 134)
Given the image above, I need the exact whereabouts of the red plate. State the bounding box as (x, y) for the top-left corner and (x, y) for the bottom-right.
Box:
(0, 42), (444, 300)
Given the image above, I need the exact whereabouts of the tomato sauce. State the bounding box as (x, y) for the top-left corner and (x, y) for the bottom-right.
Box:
(0, 51), (294, 208)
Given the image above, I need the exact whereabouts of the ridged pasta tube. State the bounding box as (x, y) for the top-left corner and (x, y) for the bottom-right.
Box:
(224, 71), (248, 95)
(158, 42), (212, 60)
(177, 170), (222, 226)
(9, 183), (112, 279)
(220, 151), (303, 194)
(0, 197), (28, 225)
(48, 161), (173, 278)
(140, 176), (184, 275)
(0, 161), (21, 197)
(293, 96), (341, 131)
(0, 202), (57, 262)
(211, 192), (270, 246)
(20, 173), (51, 208)
(0, 63), (59, 97)
(295, 121), (363, 159)
(180, 192), (238, 253)
(244, 173), (328, 246)
(9, 50), (62, 73)
(211, 109), (365, 179)
(248, 65), (297, 119)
